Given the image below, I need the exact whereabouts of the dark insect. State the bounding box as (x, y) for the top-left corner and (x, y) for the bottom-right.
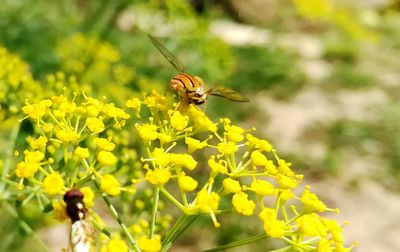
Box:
(64, 189), (93, 252)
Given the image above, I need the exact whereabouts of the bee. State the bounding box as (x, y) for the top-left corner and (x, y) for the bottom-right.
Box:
(63, 189), (93, 252)
(148, 35), (249, 106)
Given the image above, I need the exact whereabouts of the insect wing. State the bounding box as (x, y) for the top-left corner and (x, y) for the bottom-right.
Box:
(70, 220), (92, 252)
(148, 35), (185, 73)
(207, 86), (249, 102)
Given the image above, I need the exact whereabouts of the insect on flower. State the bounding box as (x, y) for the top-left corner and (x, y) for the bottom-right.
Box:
(148, 35), (249, 106)
(64, 189), (93, 252)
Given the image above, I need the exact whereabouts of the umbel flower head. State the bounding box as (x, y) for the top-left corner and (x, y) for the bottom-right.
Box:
(127, 90), (355, 251)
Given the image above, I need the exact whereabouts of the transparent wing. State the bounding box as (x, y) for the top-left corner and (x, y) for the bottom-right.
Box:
(148, 34), (185, 73)
(70, 220), (93, 252)
(206, 86), (249, 102)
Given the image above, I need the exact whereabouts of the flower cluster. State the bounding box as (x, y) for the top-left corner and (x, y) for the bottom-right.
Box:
(127, 90), (356, 251)
(56, 34), (136, 101)
(0, 47), (42, 119)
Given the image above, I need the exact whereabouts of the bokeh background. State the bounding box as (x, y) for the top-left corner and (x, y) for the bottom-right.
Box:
(1, 0), (400, 251)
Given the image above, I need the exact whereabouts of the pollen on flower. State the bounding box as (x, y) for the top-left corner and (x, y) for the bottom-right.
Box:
(81, 186), (95, 207)
(169, 153), (197, 170)
(169, 110), (189, 131)
(232, 192), (255, 216)
(104, 238), (128, 252)
(296, 213), (327, 237)
(100, 174), (121, 196)
(301, 186), (327, 212)
(22, 100), (51, 121)
(250, 150), (269, 166)
(178, 174), (198, 192)
(246, 134), (273, 152)
(42, 173), (64, 195)
(137, 235), (162, 252)
(136, 123), (158, 142)
(28, 136), (48, 149)
(208, 157), (228, 174)
(97, 151), (117, 166)
(145, 168), (171, 186)
(15, 161), (40, 178)
(86, 117), (105, 133)
(222, 178), (242, 193)
(74, 146), (90, 159)
(217, 141), (238, 155)
(225, 124), (245, 142)
(185, 137), (208, 153)
(55, 128), (80, 143)
(259, 208), (286, 238)
(247, 179), (274, 195)
(94, 137), (116, 151)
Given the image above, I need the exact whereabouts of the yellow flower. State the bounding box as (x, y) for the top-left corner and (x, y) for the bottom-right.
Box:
(100, 174), (121, 196)
(22, 99), (51, 120)
(246, 134), (273, 152)
(250, 150), (268, 166)
(169, 154), (197, 170)
(136, 123), (158, 142)
(185, 137), (208, 153)
(217, 141), (238, 155)
(259, 208), (286, 238)
(318, 238), (333, 252)
(276, 174), (300, 189)
(296, 213), (327, 237)
(103, 238), (128, 252)
(188, 105), (217, 132)
(137, 235), (161, 252)
(145, 169), (171, 186)
(55, 128), (80, 143)
(102, 103), (130, 119)
(208, 157), (227, 174)
(322, 218), (344, 243)
(170, 110), (189, 131)
(232, 192), (255, 216)
(126, 97), (142, 111)
(301, 186), (327, 212)
(222, 178), (242, 193)
(225, 124), (245, 142)
(152, 148), (170, 168)
(97, 151), (117, 166)
(29, 136), (48, 149)
(74, 147), (90, 159)
(86, 117), (105, 133)
(196, 190), (220, 212)
(15, 161), (40, 178)
(24, 150), (45, 163)
(178, 175), (198, 192)
(248, 180), (274, 195)
(52, 199), (68, 221)
(42, 173), (64, 195)
(195, 190), (221, 227)
(42, 123), (54, 133)
(81, 186), (95, 207)
(94, 137), (116, 151)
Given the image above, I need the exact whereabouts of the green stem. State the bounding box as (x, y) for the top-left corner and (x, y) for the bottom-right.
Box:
(0, 123), (20, 193)
(202, 233), (267, 252)
(161, 214), (198, 252)
(90, 175), (141, 251)
(149, 186), (160, 238)
(159, 186), (185, 211)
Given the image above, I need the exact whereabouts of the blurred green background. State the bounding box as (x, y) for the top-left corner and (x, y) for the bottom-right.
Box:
(1, 0), (400, 251)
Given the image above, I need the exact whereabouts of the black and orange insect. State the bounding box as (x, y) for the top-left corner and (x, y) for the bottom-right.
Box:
(148, 35), (249, 106)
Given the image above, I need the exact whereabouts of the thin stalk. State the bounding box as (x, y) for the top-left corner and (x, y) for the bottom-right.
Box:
(0, 123), (20, 193)
(90, 175), (141, 251)
(149, 186), (160, 238)
(202, 233), (267, 252)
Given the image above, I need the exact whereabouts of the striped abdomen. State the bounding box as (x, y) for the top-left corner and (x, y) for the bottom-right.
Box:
(169, 73), (203, 91)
